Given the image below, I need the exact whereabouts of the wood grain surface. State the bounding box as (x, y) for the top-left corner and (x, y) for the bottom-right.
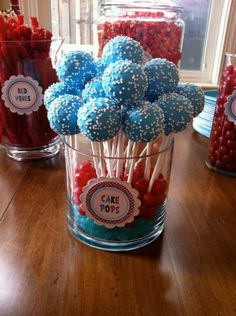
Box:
(0, 127), (235, 316)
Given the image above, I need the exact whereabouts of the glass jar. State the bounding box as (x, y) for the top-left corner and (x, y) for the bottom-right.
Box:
(65, 133), (174, 251)
(97, 0), (185, 65)
(206, 53), (236, 176)
(0, 39), (63, 161)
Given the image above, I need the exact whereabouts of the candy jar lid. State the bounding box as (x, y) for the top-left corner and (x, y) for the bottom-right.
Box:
(101, 0), (183, 13)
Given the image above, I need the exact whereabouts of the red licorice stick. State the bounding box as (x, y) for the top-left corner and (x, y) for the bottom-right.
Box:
(17, 15), (24, 25)
(30, 17), (39, 32)
(22, 59), (45, 146)
(1, 44), (15, 74)
(34, 56), (56, 143)
(0, 98), (8, 138)
(0, 48), (23, 144)
(0, 18), (7, 41)
(14, 60), (28, 145)
(16, 42), (31, 59)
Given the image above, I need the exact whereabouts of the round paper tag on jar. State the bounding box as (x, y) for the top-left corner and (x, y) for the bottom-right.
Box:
(225, 90), (236, 124)
(80, 177), (141, 228)
(1, 75), (43, 115)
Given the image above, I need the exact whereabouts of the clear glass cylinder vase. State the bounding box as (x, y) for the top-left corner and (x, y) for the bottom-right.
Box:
(206, 53), (236, 176)
(0, 39), (63, 161)
(65, 133), (174, 252)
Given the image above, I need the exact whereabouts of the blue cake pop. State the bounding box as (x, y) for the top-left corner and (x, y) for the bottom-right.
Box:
(156, 93), (194, 135)
(102, 60), (147, 106)
(82, 77), (106, 103)
(122, 101), (164, 143)
(56, 51), (97, 89)
(44, 82), (81, 110)
(144, 58), (179, 102)
(176, 83), (205, 117)
(102, 36), (144, 67)
(96, 58), (107, 76)
(47, 95), (83, 135)
(77, 98), (122, 142)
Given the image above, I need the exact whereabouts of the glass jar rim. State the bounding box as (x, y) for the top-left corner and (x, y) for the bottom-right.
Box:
(101, 0), (183, 13)
(64, 136), (174, 160)
(0, 37), (64, 44)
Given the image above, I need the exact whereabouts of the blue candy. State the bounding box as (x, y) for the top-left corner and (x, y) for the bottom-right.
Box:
(56, 51), (96, 89)
(47, 95), (83, 135)
(156, 93), (194, 135)
(122, 101), (164, 143)
(82, 77), (106, 103)
(44, 82), (81, 110)
(102, 60), (147, 105)
(102, 36), (144, 66)
(144, 58), (179, 102)
(77, 98), (122, 141)
(176, 83), (205, 117)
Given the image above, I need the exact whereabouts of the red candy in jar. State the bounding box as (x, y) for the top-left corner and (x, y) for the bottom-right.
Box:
(0, 12), (63, 161)
(97, 0), (185, 65)
(206, 53), (236, 176)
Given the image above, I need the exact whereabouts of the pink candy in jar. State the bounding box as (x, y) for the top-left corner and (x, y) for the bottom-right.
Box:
(206, 53), (236, 176)
(97, 0), (185, 65)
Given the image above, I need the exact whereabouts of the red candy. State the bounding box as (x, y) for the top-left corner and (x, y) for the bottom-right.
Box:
(73, 161), (97, 216)
(133, 178), (149, 194)
(144, 207), (158, 220)
(72, 160), (168, 221)
(98, 11), (183, 65)
(151, 179), (168, 195)
(208, 63), (236, 173)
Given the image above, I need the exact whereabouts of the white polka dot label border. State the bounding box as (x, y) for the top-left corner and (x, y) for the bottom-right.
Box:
(225, 90), (236, 125)
(80, 177), (141, 228)
(1, 75), (43, 115)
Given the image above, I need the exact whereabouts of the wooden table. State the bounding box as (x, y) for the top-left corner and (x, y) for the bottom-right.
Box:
(0, 127), (235, 316)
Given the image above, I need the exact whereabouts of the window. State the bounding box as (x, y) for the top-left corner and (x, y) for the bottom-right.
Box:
(176, 0), (212, 71)
(179, 0), (234, 86)
(20, 0), (236, 86)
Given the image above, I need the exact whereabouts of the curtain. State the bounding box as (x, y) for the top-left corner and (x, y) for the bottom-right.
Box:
(51, 0), (99, 45)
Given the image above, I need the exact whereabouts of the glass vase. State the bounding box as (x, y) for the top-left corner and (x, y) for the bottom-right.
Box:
(206, 53), (236, 176)
(64, 133), (174, 252)
(97, 0), (185, 66)
(0, 38), (63, 161)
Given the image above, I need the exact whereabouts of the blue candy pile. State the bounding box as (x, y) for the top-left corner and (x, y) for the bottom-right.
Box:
(45, 35), (204, 140)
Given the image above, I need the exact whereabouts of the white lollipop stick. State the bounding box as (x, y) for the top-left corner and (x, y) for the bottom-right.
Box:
(116, 133), (124, 179)
(98, 142), (106, 177)
(112, 134), (118, 157)
(147, 134), (171, 192)
(115, 131), (123, 177)
(144, 141), (152, 181)
(109, 136), (116, 175)
(104, 140), (113, 177)
(134, 145), (148, 169)
(125, 139), (134, 170)
(127, 143), (138, 183)
(91, 142), (100, 178)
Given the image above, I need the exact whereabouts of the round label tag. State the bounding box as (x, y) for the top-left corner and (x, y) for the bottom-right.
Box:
(225, 90), (236, 124)
(80, 177), (141, 228)
(1, 75), (43, 115)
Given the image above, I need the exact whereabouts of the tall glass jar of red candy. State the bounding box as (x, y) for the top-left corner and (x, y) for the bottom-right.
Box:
(206, 53), (236, 176)
(0, 14), (63, 161)
(97, 0), (185, 65)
